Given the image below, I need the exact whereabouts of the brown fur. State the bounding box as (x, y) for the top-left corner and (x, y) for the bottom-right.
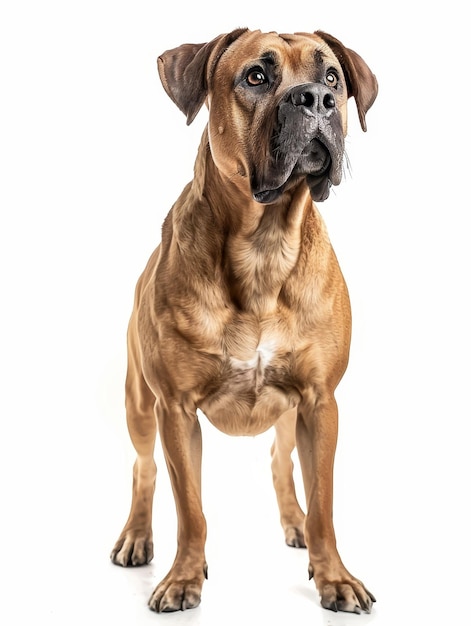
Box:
(110, 28), (378, 614)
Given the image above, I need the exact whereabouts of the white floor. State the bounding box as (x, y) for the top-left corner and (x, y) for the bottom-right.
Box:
(1, 2), (470, 624)
(2, 382), (468, 626)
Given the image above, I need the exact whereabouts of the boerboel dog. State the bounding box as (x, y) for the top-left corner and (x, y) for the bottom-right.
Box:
(110, 28), (378, 614)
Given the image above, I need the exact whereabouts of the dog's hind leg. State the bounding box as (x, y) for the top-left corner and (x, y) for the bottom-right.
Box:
(271, 408), (306, 548)
(110, 313), (157, 567)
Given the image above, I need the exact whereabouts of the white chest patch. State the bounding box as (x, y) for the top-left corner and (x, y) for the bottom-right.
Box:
(200, 338), (294, 436)
(230, 341), (276, 377)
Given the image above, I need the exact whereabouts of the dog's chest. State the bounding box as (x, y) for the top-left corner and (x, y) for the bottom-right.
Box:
(226, 213), (301, 316)
(228, 340), (277, 392)
(199, 323), (300, 436)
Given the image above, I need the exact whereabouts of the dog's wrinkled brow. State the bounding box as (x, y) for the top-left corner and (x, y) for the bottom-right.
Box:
(314, 49), (325, 66)
(259, 51), (278, 67)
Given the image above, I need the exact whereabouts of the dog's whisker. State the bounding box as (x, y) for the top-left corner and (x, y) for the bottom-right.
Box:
(343, 150), (353, 179)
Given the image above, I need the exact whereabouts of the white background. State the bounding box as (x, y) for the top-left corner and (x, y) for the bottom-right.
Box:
(1, 1), (470, 624)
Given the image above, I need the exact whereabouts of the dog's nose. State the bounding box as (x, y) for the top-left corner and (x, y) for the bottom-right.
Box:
(288, 84), (335, 114)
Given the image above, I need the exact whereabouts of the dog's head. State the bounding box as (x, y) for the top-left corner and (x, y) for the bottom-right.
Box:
(158, 29), (378, 203)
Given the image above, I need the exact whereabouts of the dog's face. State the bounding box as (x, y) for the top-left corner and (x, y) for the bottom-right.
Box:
(158, 29), (378, 203)
(206, 31), (350, 204)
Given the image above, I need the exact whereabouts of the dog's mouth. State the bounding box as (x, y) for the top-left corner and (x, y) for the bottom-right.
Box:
(253, 137), (341, 204)
(252, 87), (345, 204)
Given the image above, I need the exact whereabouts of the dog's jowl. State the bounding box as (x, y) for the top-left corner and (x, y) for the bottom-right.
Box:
(110, 28), (378, 614)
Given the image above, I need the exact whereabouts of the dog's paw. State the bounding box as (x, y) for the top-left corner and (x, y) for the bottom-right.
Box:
(110, 529), (153, 567)
(310, 565), (375, 614)
(284, 525), (306, 548)
(320, 581), (375, 614)
(148, 577), (204, 612)
(309, 565), (376, 614)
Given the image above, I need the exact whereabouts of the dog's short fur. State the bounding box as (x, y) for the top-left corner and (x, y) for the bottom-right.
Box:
(110, 28), (378, 614)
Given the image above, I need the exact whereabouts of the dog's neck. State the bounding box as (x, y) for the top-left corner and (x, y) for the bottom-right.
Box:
(185, 128), (319, 315)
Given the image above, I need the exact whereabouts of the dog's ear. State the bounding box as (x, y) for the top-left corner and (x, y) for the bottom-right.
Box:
(158, 28), (248, 125)
(315, 31), (378, 132)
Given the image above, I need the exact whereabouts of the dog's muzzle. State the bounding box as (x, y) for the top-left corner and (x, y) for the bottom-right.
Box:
(252, 83), (344, 204)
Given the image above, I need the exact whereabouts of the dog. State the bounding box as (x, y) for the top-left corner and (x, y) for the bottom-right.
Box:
(110, 27), (378, 614)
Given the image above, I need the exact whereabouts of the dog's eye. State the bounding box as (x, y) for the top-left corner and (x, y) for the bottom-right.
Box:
(246, 68), (267, 86)
(325, 71), (339, 88)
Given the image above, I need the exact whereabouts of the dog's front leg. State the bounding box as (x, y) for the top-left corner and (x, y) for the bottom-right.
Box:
(148, 405), (207, 612)
(296, 392), (375, 614)
(110, 328), (157, 567)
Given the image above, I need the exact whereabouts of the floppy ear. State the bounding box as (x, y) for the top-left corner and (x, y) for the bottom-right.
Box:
(157, 28), (248, 125)
(315, 31), (378, 132)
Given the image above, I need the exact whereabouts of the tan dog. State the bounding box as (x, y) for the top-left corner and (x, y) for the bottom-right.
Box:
(110, 28), (378, 614)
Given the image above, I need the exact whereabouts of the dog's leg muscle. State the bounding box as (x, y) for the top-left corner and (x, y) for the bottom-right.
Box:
(271, 408), (306, 548)
(148, 405), (207, 612)
(110, 315), (157, 567)
(296, 391), (375, 613)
